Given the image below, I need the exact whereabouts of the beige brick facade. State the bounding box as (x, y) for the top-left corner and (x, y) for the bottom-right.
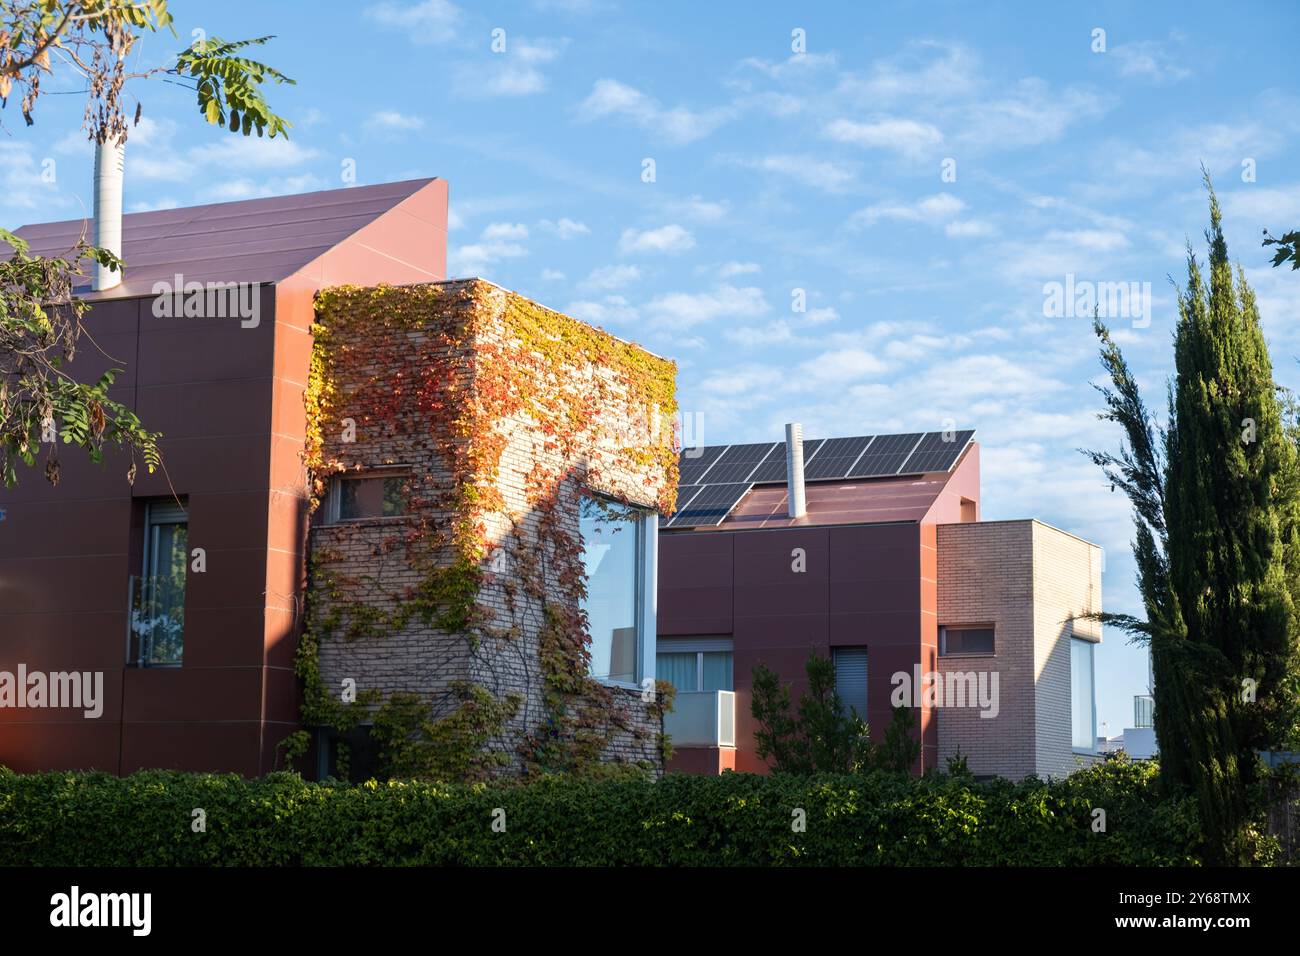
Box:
(308, 279), (673, 778)
(935, 519), (1101, 779)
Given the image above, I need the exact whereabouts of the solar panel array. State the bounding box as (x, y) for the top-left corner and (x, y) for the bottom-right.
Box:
(667, 429), (974, 528)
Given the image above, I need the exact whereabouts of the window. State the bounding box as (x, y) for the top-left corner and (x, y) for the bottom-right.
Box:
(1072, 638), (1097, 751)
(940, 626), (995, 657)
(656, 638), (733, 693)
(130, 499), (188, 666)
(833, 647), (868, 720)
(323, 470), (408, 523)
(580, 496), (651, 685)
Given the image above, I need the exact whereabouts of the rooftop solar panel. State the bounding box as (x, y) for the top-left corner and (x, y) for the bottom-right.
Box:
(747, 438), (826, 483)
(699, 442), (779, 485)
(899, 430), (974, 474)
(848, 432), (923, 477)
(804, 435), (874, 481)
(678, 445), (727, 485)
(666, 482), (752, 527)
(666, 484), (705, 527)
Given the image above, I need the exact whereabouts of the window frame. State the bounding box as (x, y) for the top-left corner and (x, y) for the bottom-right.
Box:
(656, 637), (734, 693)
(1071, 636), (1098, 753)
(133, 498), (188, 668)
(579, 493), (657, 690)
(323, 467), (411, 524)
(938, 624), (996, 658)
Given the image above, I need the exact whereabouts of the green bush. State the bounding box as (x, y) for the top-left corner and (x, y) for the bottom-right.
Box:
(0, 757), (1203, 866)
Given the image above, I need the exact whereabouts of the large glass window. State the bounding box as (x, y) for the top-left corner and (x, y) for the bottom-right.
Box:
(130, 500), (188, 666)
(656, 638), (733, 693)
(1071, 638), (1097, 751)
(580, 496), (647, 685)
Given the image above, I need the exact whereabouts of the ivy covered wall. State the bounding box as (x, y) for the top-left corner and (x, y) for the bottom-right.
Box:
(291, 279), (678, 780)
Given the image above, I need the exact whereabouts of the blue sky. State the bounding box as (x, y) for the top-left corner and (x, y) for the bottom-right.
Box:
(5, 0), (1300, 739)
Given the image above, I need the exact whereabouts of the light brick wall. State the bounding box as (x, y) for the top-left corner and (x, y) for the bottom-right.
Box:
(1032, 521), (1103, 778)
(935, 520), (1037, 779)
(310, 279), (671, 777)
(935, 519), (1102, 779)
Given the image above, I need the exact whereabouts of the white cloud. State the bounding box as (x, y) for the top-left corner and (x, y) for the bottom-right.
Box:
(450, 221), (530, 275)
(824, 117), (944, 159)
(200, 174), (328, 202)
(717, 261), (761, 279)
(364, 110), (425, 132)
(797, 347), (889, 384)
(368, 0), (461, 43)
(566, 295), (639, 325)
(457, 37), (566, 97)
(581, 264), (642, 291)
(541, 268), (566, 281)
(481, 221), (529, 240)
(669, 194), (729, 223)
(805, 306), (839, 324)
(539, 217), (589, 239)
(945, 219), (996, 238)
(729, 154), (857, 192)
(852, 193), (966, 228)
(619, 223), (695, 255)
(198, 136), (320, 170)
(646, 284), (769, 331)
(577, 79), (730, 145)
(1043, 229), (1130, 253)
(0, 142), (61, 211)
(1111, 39), (1191, 84)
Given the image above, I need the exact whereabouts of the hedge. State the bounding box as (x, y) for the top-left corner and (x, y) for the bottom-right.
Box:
(0, 758), (1203, 866)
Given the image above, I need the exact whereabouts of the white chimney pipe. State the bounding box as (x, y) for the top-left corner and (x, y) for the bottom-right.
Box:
(93, 136), (125, 292)
(785, 422), (806, 519)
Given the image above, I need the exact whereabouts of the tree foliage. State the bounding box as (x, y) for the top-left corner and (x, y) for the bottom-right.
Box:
(1084, 175), (1300, 864)
(751, 650), (924, 775)
(0, 1), (293, 487)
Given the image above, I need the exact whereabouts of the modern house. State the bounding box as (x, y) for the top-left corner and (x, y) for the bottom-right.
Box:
(0, 173), (673, 778)
(657, 427), (1103, 780)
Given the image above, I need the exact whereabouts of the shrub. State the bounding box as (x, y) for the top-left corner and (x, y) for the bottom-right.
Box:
(0, 757), (1205, 866)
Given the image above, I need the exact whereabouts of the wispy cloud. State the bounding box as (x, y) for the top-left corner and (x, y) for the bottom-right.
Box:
(619, 223), (695, 255)
(367, 0), (461, 43)
(577, 79), (731, 144)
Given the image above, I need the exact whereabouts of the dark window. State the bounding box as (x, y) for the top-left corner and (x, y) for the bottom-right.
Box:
(940, 626), (995, 657)
(329, 473), (408, 522)
(833, 647), (868, 720)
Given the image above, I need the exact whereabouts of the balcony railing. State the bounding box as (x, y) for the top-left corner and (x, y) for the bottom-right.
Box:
(664, 690), (735, 747)
(1134, 694), (1154, 730)
(126, 573), (185, 667)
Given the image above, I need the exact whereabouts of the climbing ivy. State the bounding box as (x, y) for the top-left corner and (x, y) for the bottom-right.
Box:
(293, 280), (678, 780)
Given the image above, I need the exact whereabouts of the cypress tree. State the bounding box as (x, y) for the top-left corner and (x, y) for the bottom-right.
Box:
(1086, 178), (1300, 864)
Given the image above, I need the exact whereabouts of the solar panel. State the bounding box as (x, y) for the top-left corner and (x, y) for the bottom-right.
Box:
(698, 442), (779, 485)
(747, 438), (825, 483)
(666, 482), (752, 527)
(848, 432), (923, 477)
(804, 436), (874, 481)
(899, 430), (974, 474)
(670, 484), (704, 519)
(678, 445), (726, 486)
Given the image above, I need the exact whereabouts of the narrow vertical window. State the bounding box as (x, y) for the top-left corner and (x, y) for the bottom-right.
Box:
(131, 500), (188, 666)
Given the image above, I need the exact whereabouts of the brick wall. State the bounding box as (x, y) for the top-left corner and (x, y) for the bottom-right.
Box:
(935, 520), (1036, 778)
(1031, 521), (1103, 778)
(935, 519), (1102, 779)
(308, 279), (674, 777)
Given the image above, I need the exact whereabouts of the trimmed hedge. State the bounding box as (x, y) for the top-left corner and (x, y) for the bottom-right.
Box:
(0, 758), (1202, 866)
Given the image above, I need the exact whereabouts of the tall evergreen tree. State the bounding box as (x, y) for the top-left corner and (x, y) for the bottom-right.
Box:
(1086, 178), (1300, 864)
